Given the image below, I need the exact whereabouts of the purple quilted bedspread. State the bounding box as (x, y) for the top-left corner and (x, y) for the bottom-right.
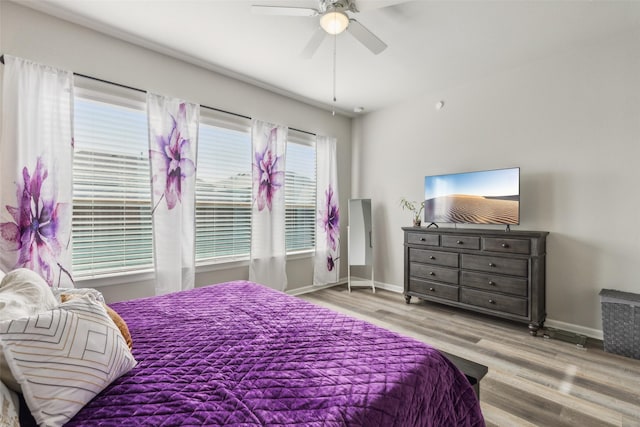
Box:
(64, 281), (484, 426)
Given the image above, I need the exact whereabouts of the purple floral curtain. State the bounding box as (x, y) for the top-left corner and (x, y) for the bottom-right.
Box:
(313, 135), (340, 285)
(147, 93), (199, 295)
(249, 120), (288, 290)
(0, 55), (74, 287)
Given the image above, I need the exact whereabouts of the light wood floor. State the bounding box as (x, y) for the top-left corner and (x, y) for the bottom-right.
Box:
(299, 285), (640, 427)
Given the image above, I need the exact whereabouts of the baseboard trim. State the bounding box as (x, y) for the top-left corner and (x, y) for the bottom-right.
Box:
(286, 277), (347, 296)
(288, 279), (404, 296)
(344, 277), (403, 294)
(287, 277), (401, 296)
(373, 281), (403, 293)
(544, 319), (603, 340)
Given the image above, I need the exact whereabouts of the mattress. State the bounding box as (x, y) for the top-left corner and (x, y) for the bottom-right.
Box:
(58, 281), (484, 426)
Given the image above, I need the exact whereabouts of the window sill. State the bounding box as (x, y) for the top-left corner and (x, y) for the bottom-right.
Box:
(195, 250), (314, 272)
(286, 249), (315, 260)
(74, 269), (155, 288)
(196, 257), (250, 273)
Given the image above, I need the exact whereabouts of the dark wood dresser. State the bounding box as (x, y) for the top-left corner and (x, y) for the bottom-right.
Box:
(403, 227), (548, 335)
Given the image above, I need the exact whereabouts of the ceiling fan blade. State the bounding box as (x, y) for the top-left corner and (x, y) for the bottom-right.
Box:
(301, 27), (327, 59)
(251, 5), (319, 16)
(346, 19), (387, 54)
(353, 0), (412, 12)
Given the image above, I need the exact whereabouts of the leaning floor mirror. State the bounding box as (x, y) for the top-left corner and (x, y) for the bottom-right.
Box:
(348, 198), (375, 292)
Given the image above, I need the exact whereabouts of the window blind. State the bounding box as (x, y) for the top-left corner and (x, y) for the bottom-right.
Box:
(195, 113), (252, 262)
(286, 131), (316, 252)
(72, 93), (153, 278)
(71, 79), (318, 278)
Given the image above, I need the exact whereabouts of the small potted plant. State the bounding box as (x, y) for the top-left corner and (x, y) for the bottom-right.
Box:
(400, 198), (425, 227)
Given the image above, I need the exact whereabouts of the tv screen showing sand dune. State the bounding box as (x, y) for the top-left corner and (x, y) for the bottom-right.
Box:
(424, 168), (520, 225)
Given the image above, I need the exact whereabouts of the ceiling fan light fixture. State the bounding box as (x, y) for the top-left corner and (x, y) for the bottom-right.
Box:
(320, 10), (349, 35)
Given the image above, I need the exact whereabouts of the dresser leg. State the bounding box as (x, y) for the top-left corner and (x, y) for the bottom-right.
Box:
(528, 322), (542, 336)
(404, 294), (411, 304)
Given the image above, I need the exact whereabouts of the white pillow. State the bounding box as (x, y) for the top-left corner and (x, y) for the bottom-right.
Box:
(0, 380), (19, 427)
(52, 286), (105, 304)
(0, 268), (59, 392)
(0, 268), (58, 318)
(0, 295), (137, 427)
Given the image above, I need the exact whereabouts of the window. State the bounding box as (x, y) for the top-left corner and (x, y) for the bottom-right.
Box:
(195, 112), (252, 262)
(72, 85), (152, 278)
(72, 82), (318, 279)
(285, 131), (316, 252)
(196, 118), (317, 261)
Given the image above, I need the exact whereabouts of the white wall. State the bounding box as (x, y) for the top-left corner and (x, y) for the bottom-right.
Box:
(0, 2), (352, 302)
(353, 28), (640, 337)
(4, 2), (639, 337)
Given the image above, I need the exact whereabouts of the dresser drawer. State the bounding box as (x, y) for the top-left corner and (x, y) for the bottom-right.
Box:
(409, 248), (459, 268)
(460, 288), (527, 317)
(410, 263), (458, 285)
(404, 227), (548, 333)
(409, 278), (458, 302)
(407, 232), (440, 246)
(442, 235), (480, 250)
(461, 254), (528, 277)
(483, 237), (530, 255)
(460, 271), (528, 297)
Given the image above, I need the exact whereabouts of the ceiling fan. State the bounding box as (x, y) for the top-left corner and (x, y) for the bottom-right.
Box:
(252, 0), (393, 58)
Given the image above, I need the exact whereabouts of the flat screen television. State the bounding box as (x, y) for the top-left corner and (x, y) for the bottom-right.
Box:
(424, 167), (520, 225)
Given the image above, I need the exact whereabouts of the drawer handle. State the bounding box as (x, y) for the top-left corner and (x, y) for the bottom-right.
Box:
(456, 240), (463, 245)
(489, 262), (496, 267)
(420, 237), (426, 241)
(488, 299), (496, 304)
(501, 243), (509, 248)
(429, 287), (435, 291)
(429, 271), (435, 276)
(429, 256), (435, 260)
(488, 280), (495, 286)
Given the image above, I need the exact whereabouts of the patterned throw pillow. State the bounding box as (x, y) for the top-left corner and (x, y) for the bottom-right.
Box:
(61, 293), (133, 350)
(0, 295), (137, 427)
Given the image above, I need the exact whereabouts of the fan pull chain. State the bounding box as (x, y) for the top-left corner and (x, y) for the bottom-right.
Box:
(332, 33), (337, 116)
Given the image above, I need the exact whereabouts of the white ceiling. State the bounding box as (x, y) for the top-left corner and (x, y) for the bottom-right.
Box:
(16, 0), (640, 115)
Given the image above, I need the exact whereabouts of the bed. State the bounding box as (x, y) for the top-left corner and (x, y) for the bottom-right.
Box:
(17, 280), (484, 426)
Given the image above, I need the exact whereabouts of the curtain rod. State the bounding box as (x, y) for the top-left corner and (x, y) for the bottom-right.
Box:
(0, 54), (316, 136)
